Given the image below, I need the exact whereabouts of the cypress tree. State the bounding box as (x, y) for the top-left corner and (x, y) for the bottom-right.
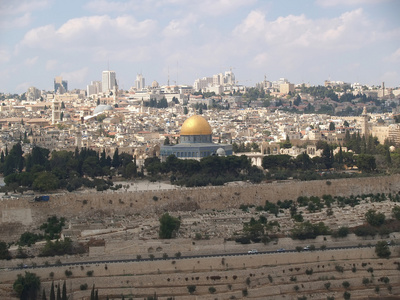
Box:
(94, 289), (99, 300)
(62, 281), (67, 300)
(56, 283), (61, 300)
(50, 282), (55, 300)
(42, 288), (47, 300)
(90, 285), (95, 300)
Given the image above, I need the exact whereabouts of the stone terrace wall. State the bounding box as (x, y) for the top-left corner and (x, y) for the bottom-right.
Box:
(1, 174), (400, 226)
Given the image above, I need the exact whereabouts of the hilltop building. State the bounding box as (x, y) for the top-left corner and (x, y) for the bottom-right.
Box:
(160, 115), (232, 161)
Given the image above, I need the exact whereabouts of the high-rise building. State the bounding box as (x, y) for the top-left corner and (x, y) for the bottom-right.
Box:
(27, 86), (41, 102)
(102, 71), (116, 93)
(135, 73), (145, 90)
(87, 81), (102, 96)
(54, 76), (68, 94)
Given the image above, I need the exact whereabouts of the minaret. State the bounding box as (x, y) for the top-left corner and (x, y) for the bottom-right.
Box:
(361, 106), (368, 137)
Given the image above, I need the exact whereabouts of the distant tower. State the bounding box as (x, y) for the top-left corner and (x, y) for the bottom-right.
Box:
(75, 130), (82, 148)
(361, 106), (369, 137)
(102, 71), (116, 93)
(52, 97), (61, 124)
(135, 73), (145, 90)
(54, 76), (68, 94)
(382, 82), (385, 97)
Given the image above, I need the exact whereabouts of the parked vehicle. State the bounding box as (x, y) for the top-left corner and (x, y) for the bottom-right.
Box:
(34, 195), (50, 202)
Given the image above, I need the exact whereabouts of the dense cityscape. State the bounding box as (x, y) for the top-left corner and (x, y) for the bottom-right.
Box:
(1, 0), (400, 299)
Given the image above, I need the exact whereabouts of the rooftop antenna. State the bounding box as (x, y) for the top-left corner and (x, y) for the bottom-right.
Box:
(177, 61), (179, 86)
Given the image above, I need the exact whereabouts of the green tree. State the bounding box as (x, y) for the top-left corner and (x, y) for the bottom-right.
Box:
(0, 241), (11, 260)
(50, 282), (55, 300)
(392, 206), (400, 220)
(159, 213), (181, 239)
(355, 154), (376, 172)
(13, 272), (41, 300)
(365, 209), (385, 227)
(329, 122), (336, 131)
(112, 148), (120, 168)
(4, 142), (24, 176)
(62, 281), (67, 300)
(183, 106), (188, 114)
(187, 285), (196, 294)
(56, 284), (60, 300)
(32, 172), (60, 192)
(42, 289), (47, 300)
(375, 241), (391, 258)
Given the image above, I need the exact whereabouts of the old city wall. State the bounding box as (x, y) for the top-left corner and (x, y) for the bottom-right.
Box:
(1, 175), (400, 222)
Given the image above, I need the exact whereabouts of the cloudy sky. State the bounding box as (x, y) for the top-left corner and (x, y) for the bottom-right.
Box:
(0, 0), (399, 94)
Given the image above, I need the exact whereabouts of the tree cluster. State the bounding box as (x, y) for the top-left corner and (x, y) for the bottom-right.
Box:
(1, 144), (138, 193)
(145, 154), (264, 187)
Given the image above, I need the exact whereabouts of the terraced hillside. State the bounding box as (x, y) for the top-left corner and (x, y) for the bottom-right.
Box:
(1, 247), (399, 299)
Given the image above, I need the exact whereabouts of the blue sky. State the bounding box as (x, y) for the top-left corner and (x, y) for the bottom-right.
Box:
(0, 0), (399, 93)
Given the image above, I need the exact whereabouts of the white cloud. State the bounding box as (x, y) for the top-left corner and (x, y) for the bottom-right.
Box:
(16, 81), (33, 92)
(385, 48), (400, 63)
(380, 71), (399, 85)
(46, 59), (58, 70)
(24, 56), (38, 66)
(60, 67), (89, 86)
(316, 0), (390, 6)
(233, 8), (373, 50)
(18, 15), (157, 50)
(0, 0), (50, 16)
(162, 14), (197, 38)
(0, 49), (11, 63)
(0, 13), (32, 30)
(85, 0), (255, 16)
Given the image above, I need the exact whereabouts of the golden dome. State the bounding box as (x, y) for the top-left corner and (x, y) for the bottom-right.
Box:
(180, 115), (212, 136)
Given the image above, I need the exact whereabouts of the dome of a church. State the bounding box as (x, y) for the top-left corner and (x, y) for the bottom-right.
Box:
(93, 104), (114, 115)
(180, 115), (212, 136)
(152, 80), (159, 88)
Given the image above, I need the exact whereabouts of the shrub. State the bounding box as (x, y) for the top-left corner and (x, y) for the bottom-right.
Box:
(342, 281), (350, 289)
(335, 265), (344, 273)
(65, 270), (72, 277)
(290, 276), (297, 282)
(343, 291), (351, 300)
(362, 277), (370, 285)
(86, 270), (93, 277)
(242, 288), (248, 296)
(187, 285), (196, 294)
(80, 283), (88, 290)
(175, 252), (181, 258)
(367, 267), (374, 273)
(294, 285), (299, 291)
(163, 253), (168, 259)
(149, 254), (155, 260)
(375, 241), (391, 258)
(305, 268), (313, 275)
(136, 255), (142, 260)
(208, 287), (216, 294)
(324, 282), (331, 290)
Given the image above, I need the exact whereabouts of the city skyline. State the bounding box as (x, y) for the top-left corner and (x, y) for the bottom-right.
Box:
(0, 0), (399, 94)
